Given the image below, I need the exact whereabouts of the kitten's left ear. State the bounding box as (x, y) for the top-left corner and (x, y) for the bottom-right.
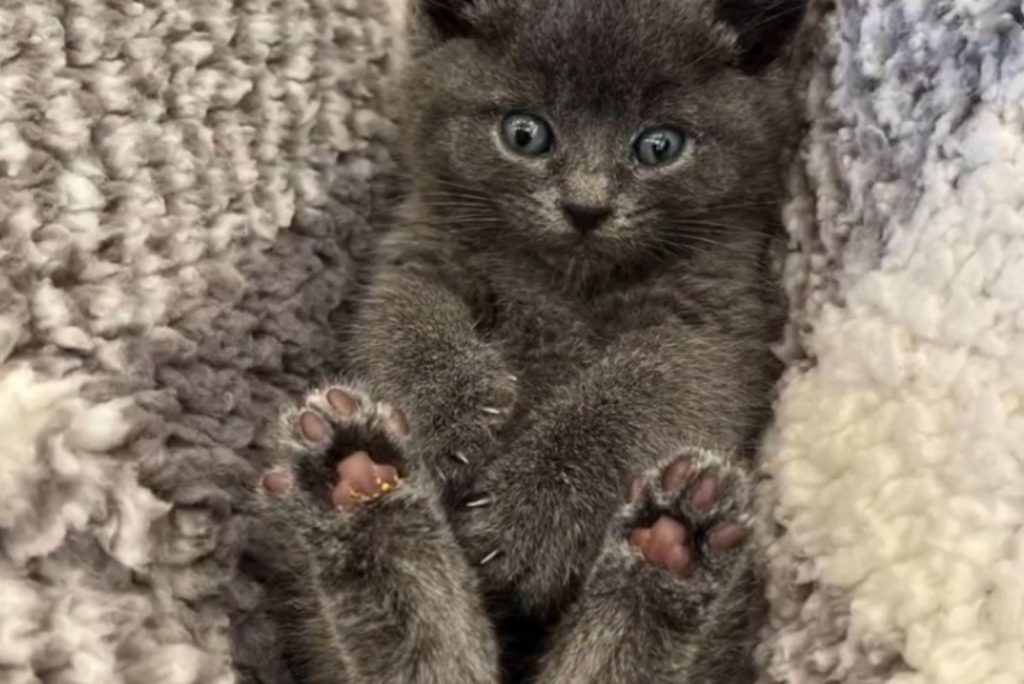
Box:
(714, 0), (809, 72)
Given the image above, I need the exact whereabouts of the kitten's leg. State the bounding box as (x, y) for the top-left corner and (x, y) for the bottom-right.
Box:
(251, 384), (500, 684)
(452, 325), (769, 613)
(349, 267), (517, 500)
(534, 449), (763, 684)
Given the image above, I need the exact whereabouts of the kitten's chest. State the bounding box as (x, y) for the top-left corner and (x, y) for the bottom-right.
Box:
(476, 283), (644, 392)
(485, 292), (600, 380)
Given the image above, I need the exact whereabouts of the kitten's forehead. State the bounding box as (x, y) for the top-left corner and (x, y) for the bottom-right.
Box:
(506, 0), (732, 101)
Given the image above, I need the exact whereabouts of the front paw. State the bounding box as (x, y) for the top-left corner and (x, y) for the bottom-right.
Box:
(472, 364), (519, 432)
(251, 384), (415, 563)
(451, 453), (606, 613)
(276, 384), (411, 503)
(420, 365), (518, 491)
(612, 448), (754, 599)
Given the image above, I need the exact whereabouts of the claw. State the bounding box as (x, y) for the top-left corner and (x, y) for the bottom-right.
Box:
(465, 496), (492, 509)
(478, 549), (502, 566)
(507, 374), (518, 383)
(481, 406), (503, 416)
(452, 451), (470, 465)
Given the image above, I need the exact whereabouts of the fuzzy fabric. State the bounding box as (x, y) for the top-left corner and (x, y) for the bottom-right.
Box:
(0, 2), (1021, 684)
(0, 1), (398, 682)
(759, 1), (1024, 683)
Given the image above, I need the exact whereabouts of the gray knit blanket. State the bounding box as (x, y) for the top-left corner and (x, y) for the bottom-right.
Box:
(2, 1), (1022, 683)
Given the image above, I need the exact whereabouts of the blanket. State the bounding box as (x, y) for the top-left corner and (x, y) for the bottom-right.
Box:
(760, 2), (1024, 682)
(0, 1), (1020, 682)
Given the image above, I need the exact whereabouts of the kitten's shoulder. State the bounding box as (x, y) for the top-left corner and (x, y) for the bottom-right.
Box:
(374, 197), (454, 264)
(371, 200), (495, 298)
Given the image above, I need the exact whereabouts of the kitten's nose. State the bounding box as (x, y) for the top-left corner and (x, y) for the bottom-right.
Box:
(562, 203), (611, 234)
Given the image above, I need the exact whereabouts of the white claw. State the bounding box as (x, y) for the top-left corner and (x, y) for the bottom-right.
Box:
(465, 497), (491, 509)
(478, 549), (501, 566)
(481, 406), (503, 416)
(507, 374), (518, 382)
(453, 451), (470, 465)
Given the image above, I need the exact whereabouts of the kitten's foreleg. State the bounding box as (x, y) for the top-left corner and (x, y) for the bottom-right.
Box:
(533, 449), (763, 684)
(251, 384), (500, 684)
(453, 326), (765, 613)
(350, 267), (517, 499)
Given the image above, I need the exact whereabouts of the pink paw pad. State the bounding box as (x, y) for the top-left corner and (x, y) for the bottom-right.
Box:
(331, 451), (401, 509)
(281, 391), (407, 509)
(707, 523), (747, 552)
(627, 455), (749, 575)
(630, 516), (693, 575)
(326, 388), (359, 418)
(262, 471), (293, 496)
(324, 387), (411, 439)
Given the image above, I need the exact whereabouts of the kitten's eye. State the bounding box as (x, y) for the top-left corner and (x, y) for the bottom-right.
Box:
(634, 127), (689, 166)
(500, 113), (553, 157)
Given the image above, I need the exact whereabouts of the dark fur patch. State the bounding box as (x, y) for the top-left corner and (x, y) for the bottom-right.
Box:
(716, 0), (810, 71)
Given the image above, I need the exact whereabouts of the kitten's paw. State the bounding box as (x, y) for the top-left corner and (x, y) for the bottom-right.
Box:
(448, 446), (595, 611)
(475, 370), (518, 429)
(428, 367), (518, 492)
(260, 384), (411, 512)
(622, 449), (752, 585)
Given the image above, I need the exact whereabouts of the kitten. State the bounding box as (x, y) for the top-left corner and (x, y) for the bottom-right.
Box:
(249, 0), (806, 682)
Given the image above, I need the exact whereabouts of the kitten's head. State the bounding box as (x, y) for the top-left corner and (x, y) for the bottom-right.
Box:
(400, 0), (807, 274)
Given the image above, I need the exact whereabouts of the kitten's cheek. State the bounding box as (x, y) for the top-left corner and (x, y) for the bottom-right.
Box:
(445, 120), (499, 180)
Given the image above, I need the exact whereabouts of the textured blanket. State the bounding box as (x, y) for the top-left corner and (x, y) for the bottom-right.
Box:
(0, 1), (1020, 683)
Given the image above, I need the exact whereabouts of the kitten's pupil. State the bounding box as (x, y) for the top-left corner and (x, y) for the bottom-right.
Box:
(514, 127), (533, 148)
(653, 136), (670, 159)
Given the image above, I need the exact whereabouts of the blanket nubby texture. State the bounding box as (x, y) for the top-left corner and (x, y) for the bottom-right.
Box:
(0, 1), (397, 681)
(0, 1), (1021, 683)
(760, 2), (1024, 683)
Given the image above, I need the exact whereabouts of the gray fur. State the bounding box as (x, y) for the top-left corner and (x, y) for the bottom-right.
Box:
(257, 0), (806, 681)
(535, 449), (762, 684)
(252, 385), (500, 684)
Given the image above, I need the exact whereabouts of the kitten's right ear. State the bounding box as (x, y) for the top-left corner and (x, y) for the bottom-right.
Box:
(714, 0), (809, 72)
(412, 0), (494, 43)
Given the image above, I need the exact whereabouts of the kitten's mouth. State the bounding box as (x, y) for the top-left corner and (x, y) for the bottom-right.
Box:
(532, 225), (623, 265)
(561, 226), (602, 245)
(566, 230), (614, 252)
(552, 232), (622, 266)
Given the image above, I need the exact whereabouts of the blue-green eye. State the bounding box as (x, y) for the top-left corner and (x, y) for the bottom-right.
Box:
(634, 127), (689, 166)
(501, 113), (553, 156)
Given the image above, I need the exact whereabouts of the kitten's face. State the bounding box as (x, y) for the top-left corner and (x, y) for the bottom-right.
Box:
(402, 0), (805, 270)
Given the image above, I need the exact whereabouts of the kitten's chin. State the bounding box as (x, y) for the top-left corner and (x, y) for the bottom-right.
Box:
(531, 234), (632, 279)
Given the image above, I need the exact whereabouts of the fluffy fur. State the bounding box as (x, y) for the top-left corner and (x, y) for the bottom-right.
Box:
(759, 2), (1024, 683)
(254, 0), (805, 681)
(0, 0), (398, 682)
(2, 1), (1021, 683)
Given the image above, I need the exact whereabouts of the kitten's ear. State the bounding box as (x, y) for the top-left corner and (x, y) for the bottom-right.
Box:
(714, 0), (809, 72)
(412, 0), (500, 44)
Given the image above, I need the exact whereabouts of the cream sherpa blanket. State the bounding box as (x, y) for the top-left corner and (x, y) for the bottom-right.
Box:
(0, 1), (1021, 683)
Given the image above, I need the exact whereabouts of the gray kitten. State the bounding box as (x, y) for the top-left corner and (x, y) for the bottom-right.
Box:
(250, 0), (806, 682)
